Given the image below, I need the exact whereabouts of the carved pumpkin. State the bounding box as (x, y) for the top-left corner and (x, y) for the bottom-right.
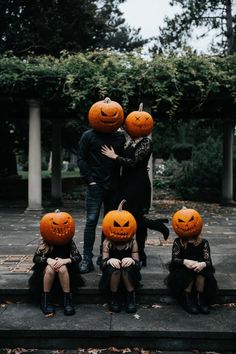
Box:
(40, 209), (75, 245)
(88, 97), (124, 133)
(125, 103), (154, 138)
(102, 200), (137, 242)
(172, 207), (203, 238)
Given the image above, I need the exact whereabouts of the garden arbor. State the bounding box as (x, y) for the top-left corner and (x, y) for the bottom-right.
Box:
(0, 52), (235, 208)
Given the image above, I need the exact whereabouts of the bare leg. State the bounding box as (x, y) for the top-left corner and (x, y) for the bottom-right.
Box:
(43, 265), (56, 292)
(58, 265), (70, 292)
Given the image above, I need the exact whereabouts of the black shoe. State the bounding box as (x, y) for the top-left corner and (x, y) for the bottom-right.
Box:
(109, 292), (121, 313)
(79, 256), (94, 274)
(63, 292), (75, 316)
(197, 292), (210, 314)
(145, 217), (170, 240)
(126, 291), (137, 314)
(182, 292), (198, 314)
(41, 292), (55, 315)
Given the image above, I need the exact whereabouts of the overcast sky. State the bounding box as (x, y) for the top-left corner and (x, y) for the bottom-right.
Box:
(120, 0), (211, 53)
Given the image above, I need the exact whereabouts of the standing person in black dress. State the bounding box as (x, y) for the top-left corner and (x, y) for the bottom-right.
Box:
(101, 104), (169, 267)
(28, 210), (84, 316)
(99, 200), (141, 313)
(77, 98), (125, 273)
(166, 207), (218, 314)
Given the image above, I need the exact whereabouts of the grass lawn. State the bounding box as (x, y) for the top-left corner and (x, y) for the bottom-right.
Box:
(19, 169), (81, 179)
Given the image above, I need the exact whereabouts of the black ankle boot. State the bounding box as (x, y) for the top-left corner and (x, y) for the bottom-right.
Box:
(63, 292), (75, 316)
(197, 292), (210, 314)
(182, 292), (198, 314)
(126, 291), (137, 314)
(41, 292), (55, 315)
(109, 292), (121, 313)
(144, 218), (170, 240)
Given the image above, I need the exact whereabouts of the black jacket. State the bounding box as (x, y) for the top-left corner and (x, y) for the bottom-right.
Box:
(77, 129), (125, 190)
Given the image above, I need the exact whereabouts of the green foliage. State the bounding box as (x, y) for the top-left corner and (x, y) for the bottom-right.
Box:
(168, 136), (223, 201)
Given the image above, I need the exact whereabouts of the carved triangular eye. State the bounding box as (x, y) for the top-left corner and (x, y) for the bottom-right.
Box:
(114, 221), (121, 227)
(101, 110), (108, 116)
(178, 219), (184, 223)
(112, 112), (117, 116)
(53, 221), (59, 225)
(123, 221), (129, 227)
(63, 221), (68, 224)
(189, 216), (194, 222)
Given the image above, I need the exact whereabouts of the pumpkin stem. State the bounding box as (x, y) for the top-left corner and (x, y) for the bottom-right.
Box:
(118, 199), (126, 211)
(104, 97), (111, 104)
(138, 102), (143, 112)
(55, 209), (61, 213)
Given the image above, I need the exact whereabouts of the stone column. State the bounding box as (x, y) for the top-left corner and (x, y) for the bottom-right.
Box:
(221, 119), (235, 205)
(51, 119), (62, 205)
(26, 100), (43, 212)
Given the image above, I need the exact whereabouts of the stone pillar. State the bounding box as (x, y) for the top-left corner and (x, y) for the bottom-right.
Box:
(221, 119), (235, 205)
(51, 119), (62, 205)
(26, 100), (43, 211)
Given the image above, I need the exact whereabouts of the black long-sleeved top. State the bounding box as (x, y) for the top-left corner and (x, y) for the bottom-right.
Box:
(170, 237), (214, 270)
(33, 239), (82, 265)
(77, 129), (125, 189)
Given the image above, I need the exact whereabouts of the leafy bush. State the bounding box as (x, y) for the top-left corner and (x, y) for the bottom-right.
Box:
(170, 137), (223, 201)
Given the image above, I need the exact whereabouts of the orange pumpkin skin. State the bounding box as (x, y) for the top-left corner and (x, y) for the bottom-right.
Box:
(40, 210), (75, 245)
(125, 109), (154, 138)
(172, 208), (203, 238)
(102, 200), (137, 242)
(88, 97), (124, 133)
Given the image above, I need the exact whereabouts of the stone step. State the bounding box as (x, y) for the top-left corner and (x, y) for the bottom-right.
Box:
(1, 272), (236, 304)
(0, 303), (236, 352)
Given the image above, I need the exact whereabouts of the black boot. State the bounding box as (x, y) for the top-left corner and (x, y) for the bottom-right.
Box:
(197, 292), (210, 314)
(126, 291), (137, 314)
(63, 292), (75, 316)
(182, 292), (199, 314)
(109, 292), (121, 313)
(144, 217), (170, 240)
(41, 292), (55, 315)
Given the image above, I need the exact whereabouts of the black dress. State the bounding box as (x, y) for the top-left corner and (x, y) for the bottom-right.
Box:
(116, 136), (152, 214)
(115, 137), (152, 259)
(99, 240), (141, 295)
(166, 237), (218, 304)
(28, 239), (85, 303)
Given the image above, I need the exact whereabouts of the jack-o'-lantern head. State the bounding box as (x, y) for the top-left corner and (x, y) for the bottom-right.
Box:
(102, 200), (137, 242)
(88, 97), (124, 133)
(40, 209), (75, 245)
(172, 207), (203, 239)
(125, 103), (154, 138)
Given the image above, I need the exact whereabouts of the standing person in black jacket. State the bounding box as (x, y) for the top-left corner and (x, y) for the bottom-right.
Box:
(77, 98), (125, 273)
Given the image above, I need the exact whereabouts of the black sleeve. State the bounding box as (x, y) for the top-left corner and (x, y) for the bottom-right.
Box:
(77, 132), (95, 185)
(171, 239), (184, 266)
(116, 138), (152, 168)
(33, 248), (48, 265)
(70, 240), (82, 264)
(202, 239), (213, 268)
